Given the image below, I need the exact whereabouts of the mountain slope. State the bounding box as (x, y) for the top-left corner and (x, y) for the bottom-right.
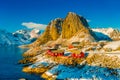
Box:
(31, 18), (63, 46)
(0, 29), (43, 46)
(92, 28), (120, 40)
(0, 30), (24, 46)
(62, 12), (89, 39)
(30, 12), (98, 47)
(62, 12), (98, 43)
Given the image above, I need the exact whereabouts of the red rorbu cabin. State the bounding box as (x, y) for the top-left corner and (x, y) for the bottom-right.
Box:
(71, 52), (85, 58)
(68, 44), (74, 49)
(46, 49), (84, 58)
(46, 49), (64, 57)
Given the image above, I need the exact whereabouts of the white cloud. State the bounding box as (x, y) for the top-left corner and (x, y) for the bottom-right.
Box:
(22, 22), (47, 30)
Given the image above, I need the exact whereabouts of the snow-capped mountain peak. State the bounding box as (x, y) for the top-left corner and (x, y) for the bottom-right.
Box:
(92, 28), (120, 41)
(0, 29), (44, 46)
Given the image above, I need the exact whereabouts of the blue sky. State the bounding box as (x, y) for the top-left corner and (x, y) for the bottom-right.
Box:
(0, 0), (120, 32)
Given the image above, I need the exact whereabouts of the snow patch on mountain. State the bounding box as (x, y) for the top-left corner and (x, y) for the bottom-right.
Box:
(92, 28), (114, 36)
(0, 29), (44, 46)
(92, 28), (120, 41)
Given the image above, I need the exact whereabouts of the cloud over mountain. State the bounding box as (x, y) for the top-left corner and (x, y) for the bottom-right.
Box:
(22, 22), (47, 30)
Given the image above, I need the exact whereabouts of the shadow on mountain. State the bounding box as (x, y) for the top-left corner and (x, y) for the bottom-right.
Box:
(94, 31), (112, 41)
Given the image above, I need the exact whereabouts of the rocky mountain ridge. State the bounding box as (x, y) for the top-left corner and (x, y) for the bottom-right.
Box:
(92, 28), (120, 41)
(0, 29), (43, 46)
(31, 18), (63, 46)
(31, 12), (99, 47)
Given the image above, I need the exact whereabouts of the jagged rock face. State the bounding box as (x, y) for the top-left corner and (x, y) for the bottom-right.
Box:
(31, 18), (63, 46)
(30, 12), (98, 47)
(62, 12), (90, 39)
(38, 26), (52, 44)
(62, 12), (98, 43)
(50, 18), (63, 40)
(109, 29), (120, 40)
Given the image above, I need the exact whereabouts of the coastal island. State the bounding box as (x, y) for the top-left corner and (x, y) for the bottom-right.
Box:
(19, 12), (120, 80)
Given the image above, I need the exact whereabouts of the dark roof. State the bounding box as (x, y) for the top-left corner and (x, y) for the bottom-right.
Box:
(72, 42), (80, 44)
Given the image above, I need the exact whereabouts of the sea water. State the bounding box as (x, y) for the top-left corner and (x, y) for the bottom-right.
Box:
(0, 46), (44, 80)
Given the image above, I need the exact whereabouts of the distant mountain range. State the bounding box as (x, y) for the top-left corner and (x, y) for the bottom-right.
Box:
(0, 12), (120, 46)
(92, 28), (120, 41)
(0, 29), (43, 46)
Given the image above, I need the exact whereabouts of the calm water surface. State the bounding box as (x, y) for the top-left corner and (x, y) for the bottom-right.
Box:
(0, 46), (44, 80)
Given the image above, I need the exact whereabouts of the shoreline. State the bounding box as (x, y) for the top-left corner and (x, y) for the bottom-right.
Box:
(18, 45), (30, 49)
(20, 48), (120, 79)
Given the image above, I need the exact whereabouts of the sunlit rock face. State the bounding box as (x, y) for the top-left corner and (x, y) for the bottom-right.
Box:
(62, 12), (98, 42)
(49, 18), (63, 40)
(31, 12), (99, 47)
(31, 18), (63, 46)
(62, 12), (89, 39)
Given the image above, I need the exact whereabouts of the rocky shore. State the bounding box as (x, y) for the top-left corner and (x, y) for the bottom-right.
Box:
(19, 47), (120, 80)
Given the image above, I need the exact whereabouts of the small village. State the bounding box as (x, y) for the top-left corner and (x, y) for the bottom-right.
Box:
(19, 40), (120, 80)
(17, 11), (120, 80)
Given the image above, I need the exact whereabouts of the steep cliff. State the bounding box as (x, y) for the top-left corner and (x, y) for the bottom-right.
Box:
(30, 12), (98, 47)
(62, 12), (98, 42)
(62, 12), (90, 39)
(30, 18), (63, 46)
(50, 18), (63, 40)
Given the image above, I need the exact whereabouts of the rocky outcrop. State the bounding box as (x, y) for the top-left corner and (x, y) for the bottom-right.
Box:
(62, 12), (89, 39)
(30, 12), (98, 47)
(109, 29), (120, 40)
(34, 26), (52, 45)
(30, 18), (63, 46)
(49, 18), (63, 40)
(62, 12), (98, 42)
(40, 18), (63, 43)
(86, 53), (120, 69)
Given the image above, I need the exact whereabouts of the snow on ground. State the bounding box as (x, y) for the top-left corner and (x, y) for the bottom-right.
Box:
(104, 41), (120, 50)
(29, 62), (49, 68)
(35, 53), (55, 63)
(29, 53), (56, 68)
(105, 51), (120, 58)
(46, 64), (120, 80)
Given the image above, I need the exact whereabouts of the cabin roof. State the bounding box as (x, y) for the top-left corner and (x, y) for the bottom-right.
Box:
(72, 42), (80, 44)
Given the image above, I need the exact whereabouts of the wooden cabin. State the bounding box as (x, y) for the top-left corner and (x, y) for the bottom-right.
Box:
(72, 42), (80, 46)
(71, 52), (85, 58)
(46, 49), (84, 58)
(53, 44), (61, 49)
(68, 42), (81, 49)
(68, 44), (74, 49)
(46, 49), (64, 57)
